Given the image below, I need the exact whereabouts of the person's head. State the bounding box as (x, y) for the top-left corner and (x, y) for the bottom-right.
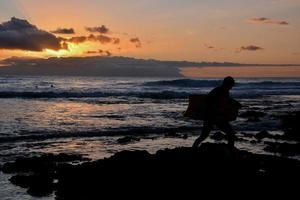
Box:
(222, 76), (235, 90)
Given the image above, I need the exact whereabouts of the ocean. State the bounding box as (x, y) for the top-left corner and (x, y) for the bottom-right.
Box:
(0, 76), (300, 199)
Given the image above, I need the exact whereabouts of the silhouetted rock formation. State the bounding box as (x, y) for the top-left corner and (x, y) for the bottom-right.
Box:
(1, 143), (299, 199)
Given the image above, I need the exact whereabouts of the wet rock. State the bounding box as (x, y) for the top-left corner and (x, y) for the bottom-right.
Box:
(55, 144), (300, 199)
(281, 111), (300, 141)
(247, 117), (261, 122)
(255, 130), (272, 140)
(264, 142), (300, 156)
(1, 153), (88, 198)
(3, 144), (300, 199)
(253, 130), (282, 140)
(210, 131), (226, 141)
(240, 111), (266, 122)
(164, 132), (188, 139)
(10, 173), (54, 197)
(182, 134), (188, 139)
(117, 136), (141, 144)
(240, 132), (254, 138)
(1, 153), (87, 174)
(250, 140), (257, 144)
(240, 111), (266, 118)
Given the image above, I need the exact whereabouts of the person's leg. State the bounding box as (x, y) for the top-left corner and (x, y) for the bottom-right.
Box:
(216, 122), (236, 147)
(192, 121), (213, 148)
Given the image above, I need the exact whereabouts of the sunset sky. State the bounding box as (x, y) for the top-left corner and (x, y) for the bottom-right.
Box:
(0, 0), (300, 64)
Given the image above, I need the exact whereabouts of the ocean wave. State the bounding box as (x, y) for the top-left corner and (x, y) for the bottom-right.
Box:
(143, 79), (300, 88)
(143, 79), (221, 87)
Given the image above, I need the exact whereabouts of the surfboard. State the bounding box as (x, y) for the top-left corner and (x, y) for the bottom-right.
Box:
(184, 94), (241, 121)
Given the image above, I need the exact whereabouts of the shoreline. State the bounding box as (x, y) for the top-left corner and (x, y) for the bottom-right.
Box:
(1, 143), (300, 199)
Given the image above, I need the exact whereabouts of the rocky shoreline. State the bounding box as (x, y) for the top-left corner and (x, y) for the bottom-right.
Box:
(1, 111), (299, 199)
(1, 142), (299, 199)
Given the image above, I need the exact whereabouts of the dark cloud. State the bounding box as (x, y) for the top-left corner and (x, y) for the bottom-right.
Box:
(248, 17), (289, 25)
(130, 37), (142, 48)
(85, 49), (112, 56)
(238, 45), (264, 52)
(68, 36), (87, 44)
(93, 35), (112, 44)
(86, 25), (109, 34)
(99, 49), (112, 56)
(51, 28), (75, 34)
(0, 17), (66, 51)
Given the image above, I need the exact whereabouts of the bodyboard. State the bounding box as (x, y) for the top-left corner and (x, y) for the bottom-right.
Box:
(184, 94), (241, 121)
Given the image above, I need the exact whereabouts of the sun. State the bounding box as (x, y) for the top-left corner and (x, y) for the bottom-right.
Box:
(44, 42), (91, 58)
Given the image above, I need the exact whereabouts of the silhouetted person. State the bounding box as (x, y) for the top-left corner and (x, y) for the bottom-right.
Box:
(192, 76), (241, 148)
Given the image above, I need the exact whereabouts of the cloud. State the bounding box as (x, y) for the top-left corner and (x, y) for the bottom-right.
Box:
(203, 44), (224, 51)
(85, 49), (112, 56)
(91, 34), (118, 44)
(85, 50), (97, 54)
(237, 45), (264, 52)
(86, 25), (109, 34)
(204, 44), (214, 49)
(68, 36), (87, 44)
(68, 34), (120, 45)
(0, 17), (66, 51)
(248, 17), (289, 25)
(99, 49), (112, 56)
(130, 37), (142, 48)
(51, 28), (75, 34)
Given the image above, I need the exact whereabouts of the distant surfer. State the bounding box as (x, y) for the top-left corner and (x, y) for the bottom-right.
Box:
(192, 76), (241, 148)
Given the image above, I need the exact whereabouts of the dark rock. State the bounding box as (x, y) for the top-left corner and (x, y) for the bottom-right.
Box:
(164, 132), (188, 139)
(210, 131), (226, 141)
(182, 134), (188, 139)
(240, 111), (266, 118)
(1, 153), (87, 174)
(240, 132), (254, 138)
(117, 136), (140, 144)
(3, 144), (300, 199)
(247, 117), (261, 122)
(281, 111), (300, 141)
(54, 144), (300, 199)
(250, 140), (257, 144)
(264, 142), (300, 156)
(10, 173), (54, 197)
(255, 130), (272, 140)
(1, 153), (88, 198)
